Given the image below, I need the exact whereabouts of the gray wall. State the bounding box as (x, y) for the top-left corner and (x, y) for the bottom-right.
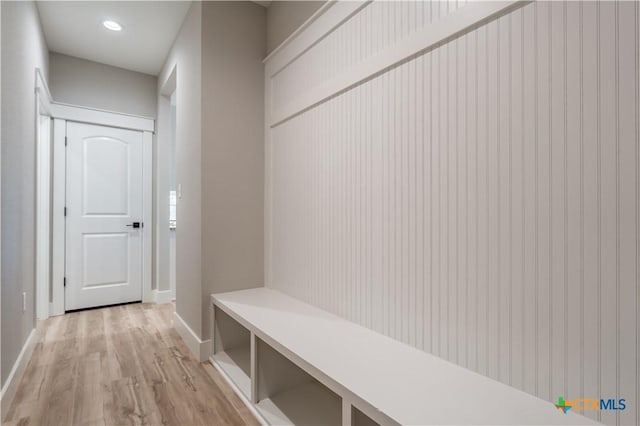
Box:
(266, 1), (324, 54)
(201, 1), (265, 339)
(156, 1), (265, 341)
(1, 0), (49, 386)
(49, 52), (157, 117)
(157, 2), (203, 336)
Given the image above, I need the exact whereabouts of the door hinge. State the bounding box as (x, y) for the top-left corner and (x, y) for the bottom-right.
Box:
(63, 277), (66, 287)
(64, 207), (67, 217)
(65, 136), (68, 146)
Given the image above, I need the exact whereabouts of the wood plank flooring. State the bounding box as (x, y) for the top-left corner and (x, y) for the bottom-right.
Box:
(3, 303), (260, 426)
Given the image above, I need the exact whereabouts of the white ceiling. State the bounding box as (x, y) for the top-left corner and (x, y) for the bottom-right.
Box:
(36, 1), (192, 76)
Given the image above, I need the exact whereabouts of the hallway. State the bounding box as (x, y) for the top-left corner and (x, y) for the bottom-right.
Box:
(3, 303), (259, 426)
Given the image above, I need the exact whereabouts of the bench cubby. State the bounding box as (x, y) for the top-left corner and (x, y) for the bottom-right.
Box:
(211, 305), (251, 398)
(255, 337), (341, 425)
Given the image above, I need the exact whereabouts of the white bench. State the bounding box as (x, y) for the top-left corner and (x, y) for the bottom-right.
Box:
(211, 288), (597, 426)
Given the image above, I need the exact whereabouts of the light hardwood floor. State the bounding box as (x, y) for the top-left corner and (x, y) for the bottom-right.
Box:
(3, 303), (260, 426)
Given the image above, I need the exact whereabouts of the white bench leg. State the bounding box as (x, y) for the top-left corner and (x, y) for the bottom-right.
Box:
(250, 332), (258, 403)
(342, 399), (351, 426)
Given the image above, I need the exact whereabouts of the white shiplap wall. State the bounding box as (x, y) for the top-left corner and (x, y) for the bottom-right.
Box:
(265, 2), (640, 425)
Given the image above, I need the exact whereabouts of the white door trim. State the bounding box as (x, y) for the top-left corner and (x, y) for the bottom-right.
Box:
(35, 69), (53, 320)
(51, 102), (154, 133)
(51, 119), (66, 316)
(36, 114), (51, 320)
(37, 68), (155, 316)
(142, 130), (153, 304)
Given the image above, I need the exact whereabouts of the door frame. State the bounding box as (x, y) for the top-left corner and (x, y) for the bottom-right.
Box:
(37, 69), (155, 318)
(35, 70), (53, 320)
(156, 65), (177, 304)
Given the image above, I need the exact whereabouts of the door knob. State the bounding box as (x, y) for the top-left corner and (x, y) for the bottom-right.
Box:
(126, 222), (142, 228)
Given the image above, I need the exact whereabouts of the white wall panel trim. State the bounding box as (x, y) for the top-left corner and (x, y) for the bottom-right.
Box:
(264, 0), (353, 68)
(268, 0), (527, 128)
(50, 102), (155, 132)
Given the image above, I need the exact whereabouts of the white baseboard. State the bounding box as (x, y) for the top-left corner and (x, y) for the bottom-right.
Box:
(173, 311), (211, 362)
(210, 357), (268, 426)
(153, 289), (174, 304)
(1, 328), (37, 420)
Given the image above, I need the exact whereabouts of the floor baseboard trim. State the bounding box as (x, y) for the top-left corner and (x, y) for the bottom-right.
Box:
(153, 289), (174, 304)
(210, 357), (268, 426)
(1, 328), (37, 419)
(173, 311), (211, 362)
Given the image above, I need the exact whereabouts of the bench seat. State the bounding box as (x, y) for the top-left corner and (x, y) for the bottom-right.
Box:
(211, 287), (597, 426)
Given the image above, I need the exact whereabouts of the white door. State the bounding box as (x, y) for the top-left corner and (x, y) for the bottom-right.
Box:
(65, 122), (144, 310)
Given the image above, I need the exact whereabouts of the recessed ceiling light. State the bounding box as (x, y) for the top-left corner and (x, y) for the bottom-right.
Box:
(103, 20), (122, 32)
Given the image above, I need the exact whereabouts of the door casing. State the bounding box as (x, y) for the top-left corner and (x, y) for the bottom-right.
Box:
(35, 69), (154, 318)
(50, 109), (153, 316)
(36, 71), (53, 321)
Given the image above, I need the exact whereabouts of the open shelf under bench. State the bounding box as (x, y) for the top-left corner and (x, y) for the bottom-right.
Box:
(256, 381), (341, 426)
(212, 305), (252, 398)
(212, 344), (251, 398)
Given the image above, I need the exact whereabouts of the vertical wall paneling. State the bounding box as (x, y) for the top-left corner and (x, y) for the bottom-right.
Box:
(465, 28), (478, 372)
(617, 2), (638, 425)
(408, 54), (417, 347)
(423, 49), (433, 354)
(536, 0), (552, 401)
(565, 0), (582, 409)
(270, 0), (465, 111)
(486, 17), (499, 382)
(522, 2), (537, 396)
(510, 7), (524, 392)
(457, 29), (467, 369)
(476, 22), (488, 378)
(498, 13), (511, 386)
(265, 2), (640, 424)
(433, 45), (441, 358)
(550, 0), (567, 405)
(582, 1), (599, 420)
(599, 2), (618, 424)
(636, 5), (640, 426)
(441, 31), (449, 363)
(416, 52), (425, 351)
